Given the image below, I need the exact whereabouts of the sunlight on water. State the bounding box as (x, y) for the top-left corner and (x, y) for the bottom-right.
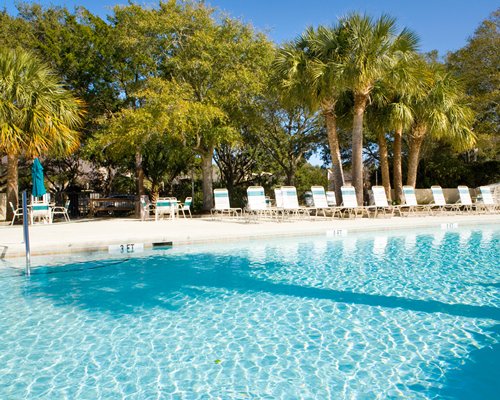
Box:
(0, 226), (498, 399)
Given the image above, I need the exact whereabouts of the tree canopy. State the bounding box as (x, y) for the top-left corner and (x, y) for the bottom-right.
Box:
(0, 1), (497, 216)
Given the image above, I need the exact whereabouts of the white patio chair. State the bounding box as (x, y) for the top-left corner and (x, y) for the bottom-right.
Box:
(246, 186), (275, 220)
(178, 197), (192, 218)
(430, 186), (460, 214)
(274, 188), (284, 209)
(281, 186), (310, 219)
(400, 186), (431, 216)
(340, 186), (369, 218)
(326, 191), (337, 205)
(51, 200), (71, 222)
(456, 186), (475, 213)
(477, 186), (498, 214)
(311, 186), (343, 218)
(9, 202), (24, 225)
(211, 189), (241, 218)
(370, 186), (398, 218)
(140, 196), (152, 221)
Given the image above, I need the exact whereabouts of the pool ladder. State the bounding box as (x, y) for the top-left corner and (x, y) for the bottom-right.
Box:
(22, 190), (31, 276)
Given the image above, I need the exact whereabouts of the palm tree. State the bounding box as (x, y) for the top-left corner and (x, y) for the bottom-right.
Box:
(0, 48), (83, 219)
(372, 59), (421, 203)
(274, 25), (348, 204)
(340, 13), (419, 204)
(406, 63), (476, 187)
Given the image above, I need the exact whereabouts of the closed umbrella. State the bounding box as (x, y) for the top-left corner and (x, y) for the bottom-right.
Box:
(31, 158), (47, 198)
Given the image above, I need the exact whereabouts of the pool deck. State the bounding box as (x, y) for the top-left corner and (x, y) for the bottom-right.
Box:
(1, 213), (498, 260)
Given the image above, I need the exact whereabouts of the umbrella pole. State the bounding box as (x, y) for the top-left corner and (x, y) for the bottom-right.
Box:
(22, 190), (31, 276)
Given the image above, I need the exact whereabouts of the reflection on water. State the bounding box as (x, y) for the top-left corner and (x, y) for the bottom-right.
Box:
(0, 226), (498, 399)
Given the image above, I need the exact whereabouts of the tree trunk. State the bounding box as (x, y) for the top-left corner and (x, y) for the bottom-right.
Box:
(407, 126), (426, 188)
(323, 103), (344, 205)
(135, 150), (145, 217)
(392, 126), (403, 203)
(377, 133), (391, 202)
(285, 166), (295, 186)
(150, 182), (160, 204)
(201, 146), (214, 212)
(6, 153), (19, 221)
(352, 93), (368, 205)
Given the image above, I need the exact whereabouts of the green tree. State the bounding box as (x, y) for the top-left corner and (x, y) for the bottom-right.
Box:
(274, 25), (348, 204)
(167, 15), (274, 210)
(406, 63), (476, 187)
(447, 9), (500, 159)
(366, 55), (422, 202)
(341, 13), (418, 203)
(0, 48), (83, 218)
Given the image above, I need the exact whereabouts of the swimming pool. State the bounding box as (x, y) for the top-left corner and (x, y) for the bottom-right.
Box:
(0, 225), (498, 399)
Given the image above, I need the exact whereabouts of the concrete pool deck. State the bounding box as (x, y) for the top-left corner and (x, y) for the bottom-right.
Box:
(0, 213), (498, 260)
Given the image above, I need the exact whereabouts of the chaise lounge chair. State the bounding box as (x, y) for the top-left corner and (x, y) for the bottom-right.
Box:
(400, 186), (431, 216)
(211, 188), (242, 219)
(370, 186), (398, 217)
(280, 186), (310, 219)
(246, 186), (275, 220)
(311, 186), (342, 218)
(477, 186), (498, 214)
(430, 185), (460, 214)
(339, 186), (370, 218)
(456, 186), (475, 213)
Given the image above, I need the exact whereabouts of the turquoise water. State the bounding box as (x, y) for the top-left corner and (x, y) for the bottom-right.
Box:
(0, 226), (499, 399)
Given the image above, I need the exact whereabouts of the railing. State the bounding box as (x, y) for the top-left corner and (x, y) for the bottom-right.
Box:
(22, 190), (31, 276)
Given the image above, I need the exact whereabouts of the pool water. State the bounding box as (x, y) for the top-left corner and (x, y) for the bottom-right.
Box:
(0, 226), (498, 399)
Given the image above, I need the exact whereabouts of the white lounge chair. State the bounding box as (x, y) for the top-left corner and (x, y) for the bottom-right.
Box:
(326, 191), (337, 207)
(430, 185), (459, 214)
(246, 186), (275, 220)
(340, 186), (369, 218)
(456, 186), (475, 213)
(370, 186), (398, 217)
(281, 186), (310, 219)
(311, 186), (342, 218)
(401, 186), (431, 216)
(51, 200), (71, 222)
(155, 197), (178, 221)
(274, 188), (283, 209)
(477, 186), (498, 214)
(211, 189), (241, 218)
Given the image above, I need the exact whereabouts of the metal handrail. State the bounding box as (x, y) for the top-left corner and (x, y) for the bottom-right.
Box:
(22, 190), (31, 276)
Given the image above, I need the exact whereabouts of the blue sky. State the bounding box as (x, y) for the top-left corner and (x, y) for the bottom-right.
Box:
(3, 0), (497, 56)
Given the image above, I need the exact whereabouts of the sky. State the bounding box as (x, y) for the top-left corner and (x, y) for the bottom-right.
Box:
(3, 0), (497, 56)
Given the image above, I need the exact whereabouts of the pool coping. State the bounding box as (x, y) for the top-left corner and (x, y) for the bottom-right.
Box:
(1, 213), (498, 261)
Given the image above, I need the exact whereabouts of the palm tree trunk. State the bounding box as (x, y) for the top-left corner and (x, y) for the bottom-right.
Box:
(135, 150), (145, 217)
(151, 182), (160, 204)
(377, 133), (391, 202)
(6, 154), (19, 221)
(406, 125), (426, 187)
(323, 104), (344, 205)
(352, 93), (368, 205)
(392, 126), (403, 203)
(201, 146), (214, 212)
